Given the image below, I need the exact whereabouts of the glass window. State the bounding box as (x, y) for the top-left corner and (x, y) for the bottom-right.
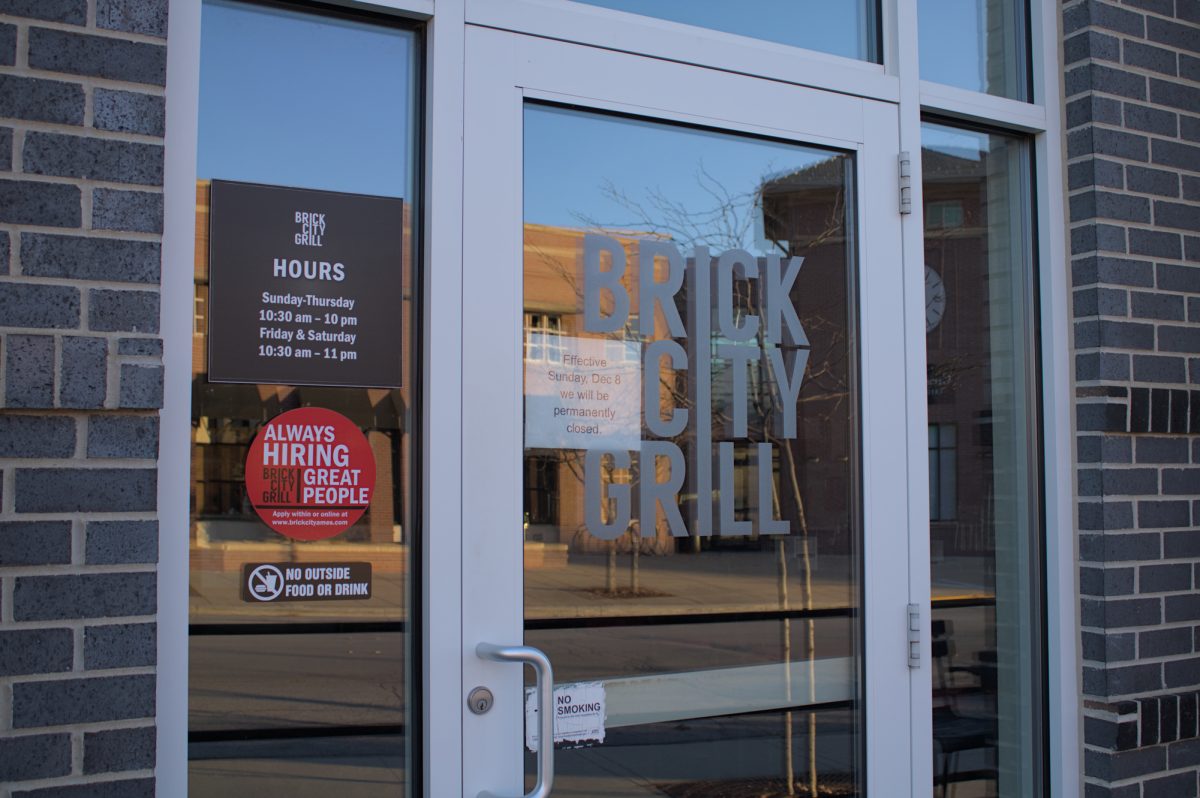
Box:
(929, 423), (957, 522)
(918, 0), (1029, 100)
(571, 0), (880, 62)
(923, 121), (1042, 797)
(523, 102), (862, 796)
(524, 312), (565, 364)
(188, 2), (419, 795)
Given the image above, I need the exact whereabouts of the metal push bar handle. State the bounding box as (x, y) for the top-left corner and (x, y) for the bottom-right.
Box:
(476, 643), (555, 798)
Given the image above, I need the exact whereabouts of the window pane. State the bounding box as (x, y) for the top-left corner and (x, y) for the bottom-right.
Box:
(923, 122), (1041, 797)
(189, 2), (419, 795)
(918, 0), (1028, 100)
(571, 0), (880, 62)
(523, 103), (862, 796)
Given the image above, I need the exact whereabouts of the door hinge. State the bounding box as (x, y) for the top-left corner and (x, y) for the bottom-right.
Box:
(907, 603), (921, 668)
(898, 151), (912, 215)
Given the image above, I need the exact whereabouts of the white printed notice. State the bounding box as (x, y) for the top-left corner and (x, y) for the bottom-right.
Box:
(525, 336), (641, 451)
(525, 681), (606, 752)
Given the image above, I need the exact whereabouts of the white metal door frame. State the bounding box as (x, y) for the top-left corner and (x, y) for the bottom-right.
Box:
(460, 24), (920, 797)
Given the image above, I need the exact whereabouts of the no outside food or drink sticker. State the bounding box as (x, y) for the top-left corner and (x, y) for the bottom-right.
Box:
(245, 407), (376, 540)
(243, 562), (372, 602)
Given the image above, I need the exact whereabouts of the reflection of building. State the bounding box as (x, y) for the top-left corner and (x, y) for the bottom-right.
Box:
(923, 150), (998, 573)
(922, 146), (1010, 797)
(189, 181), (413, 572)
(521, 154), (857, 565)
(523, 223), (636, 560)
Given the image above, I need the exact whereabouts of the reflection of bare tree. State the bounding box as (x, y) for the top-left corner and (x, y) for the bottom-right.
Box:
(588, 164), (756, 251)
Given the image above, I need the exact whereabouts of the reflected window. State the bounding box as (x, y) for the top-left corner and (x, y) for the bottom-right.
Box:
(929, 423), (957, 522)
(524, 455), (560, 528)
(927, 200), (965, 229)
(524, 313), (565, 363)
(194, 290), (207, 335)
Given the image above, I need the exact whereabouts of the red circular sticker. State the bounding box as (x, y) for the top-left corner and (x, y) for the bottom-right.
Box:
(245, 407), (376, 541)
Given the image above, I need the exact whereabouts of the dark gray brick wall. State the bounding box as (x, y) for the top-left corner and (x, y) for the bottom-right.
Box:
(83, 622), (156, 669)
(1069, 0), (1200, 794)
(0, 2), (163, 795)
(83, 725), (156, 774)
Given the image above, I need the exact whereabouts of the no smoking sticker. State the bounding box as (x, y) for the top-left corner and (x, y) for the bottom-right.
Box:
(245, 407), (376, 540)
(525, 681), (606, 752)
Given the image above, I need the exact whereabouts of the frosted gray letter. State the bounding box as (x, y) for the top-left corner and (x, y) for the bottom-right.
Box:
(756, 442), (789, 535)
(763, 254), (808, 346)
(687, 247), (714, 537)
(718, 442), (752, 536)
(583, 233), (629, 333)
(640, 441), (687, 538)
(585, 449), (632, 540)
(716, 249), (760, 342)
(644, 339), (689, 437)
(766, 347), (809, 439)
(638, 240), (686, 337)
(718, 343), (757, 438)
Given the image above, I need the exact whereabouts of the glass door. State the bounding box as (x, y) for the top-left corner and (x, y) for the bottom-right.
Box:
(462, 26), (915, 798)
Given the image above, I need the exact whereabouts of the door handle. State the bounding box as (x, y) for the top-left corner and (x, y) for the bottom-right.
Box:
(476, 642), (555, 798)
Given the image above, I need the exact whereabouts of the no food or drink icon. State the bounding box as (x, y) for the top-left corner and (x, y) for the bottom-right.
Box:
(240, 561), (373, 603)
(248, 564), (285, 601)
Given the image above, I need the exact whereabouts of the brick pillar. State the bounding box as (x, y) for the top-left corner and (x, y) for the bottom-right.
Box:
(0, 1), (166, 795)
(1066, 0), (1200, 794)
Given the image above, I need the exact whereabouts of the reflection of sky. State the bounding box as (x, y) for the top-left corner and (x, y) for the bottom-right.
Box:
(572, 0), (876, 62)
(524, 104), (838, 253)
(197, 0), (415, 198)
(922, 123), (987, 160)
(918, 0), (1023, 98)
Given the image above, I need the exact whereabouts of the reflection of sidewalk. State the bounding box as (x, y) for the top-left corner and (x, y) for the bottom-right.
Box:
(192, 540), (408, 573)
(525, 551), (856, 621)
(190, 736), (405, 798)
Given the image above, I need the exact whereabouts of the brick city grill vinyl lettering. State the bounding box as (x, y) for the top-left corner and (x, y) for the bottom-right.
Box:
(242, 562), (373, 602)
(245, 407), (377, 540)
(528, 234), (811, 539)
(206, 180), (404, 388)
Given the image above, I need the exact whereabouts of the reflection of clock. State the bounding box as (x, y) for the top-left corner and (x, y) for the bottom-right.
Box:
(925, 265), (946, 333)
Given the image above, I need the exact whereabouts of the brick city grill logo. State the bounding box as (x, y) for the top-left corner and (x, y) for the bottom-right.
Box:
(579, 233), (811, 540)
(294, 209), (326, 247)
(275, 209), (346, 281)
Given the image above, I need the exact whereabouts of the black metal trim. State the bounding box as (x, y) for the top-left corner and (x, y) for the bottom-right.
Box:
(190, 724), (403, 744)
(190, 621), (405, 635)
(929, 596), (997, 610)
(526, 606), (855, 631)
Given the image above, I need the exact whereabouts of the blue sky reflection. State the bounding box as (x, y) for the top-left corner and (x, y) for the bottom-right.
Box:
(572, 0), (877, 62)
(198, 0), (415, 198)
(524, 105), (841, 254)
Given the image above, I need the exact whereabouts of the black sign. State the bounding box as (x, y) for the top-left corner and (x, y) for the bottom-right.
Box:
(207, 180), (404, 388)
(241, 562), (373, 602)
